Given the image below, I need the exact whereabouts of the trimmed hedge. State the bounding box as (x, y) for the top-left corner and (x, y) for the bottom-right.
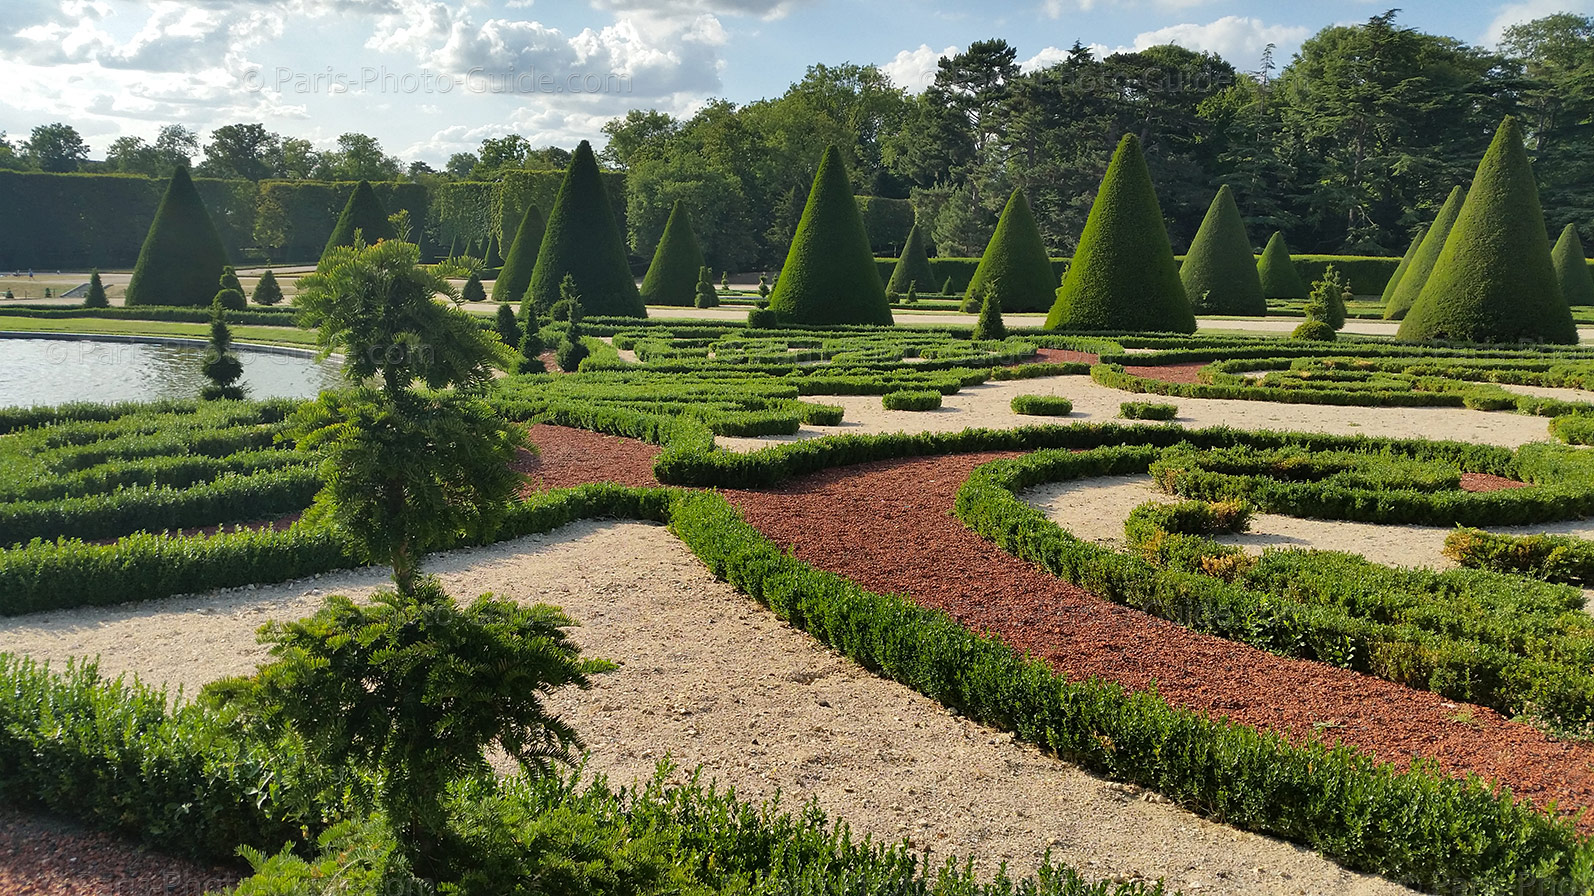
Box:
(1445, 527), (1594, 587)
(525, 141), (645, 319)
(1379, 226), (1427, 307)
(963, 188), (1059, 313)
(123, 167), (231, 308)
(1010, 394), (1072, 416)
(1120, 401), (1177, 420)
(1180, 185), (1265, 315)
(1385, 187), (1466, 321)
(882, 389), (942, 411)
(768, 147), (893, 326)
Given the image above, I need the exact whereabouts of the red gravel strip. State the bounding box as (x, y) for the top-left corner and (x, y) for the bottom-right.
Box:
(724, 452), (1594, 831)
(0, 806), (242, 896)
(516, 424), (661, 491)
(1123, 362), (1206, 384)
(1032, 348), (1099, 365)
(1459, 472), (1531, 493)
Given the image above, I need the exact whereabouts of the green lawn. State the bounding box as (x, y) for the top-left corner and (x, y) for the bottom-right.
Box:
(0, 315), (318, 347)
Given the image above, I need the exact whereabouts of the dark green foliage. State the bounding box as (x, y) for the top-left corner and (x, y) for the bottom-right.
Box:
(962, 189), (1058, 313)
(1304, 264), (1349, 330)
(767, 146), (894, 326)
(556, 338), (590, 372)
(881, 389), (941, 410)
(461, 273), (486, 304)
(972, 288), (1005, 340)
(904, 281), (918, 304)
(1257, 232), (1308, 299)
(941, 275), (954, 295)
(252, 269), (283, 306)
(1551, 414), (1594, 445)
(694, 265), (719, 309)
(1384, 186), (1465, 320)
(200, 307), (246, 401)
(1379, 226), (1427, 307)
(320, 181), (395, 260)
(1553, 223), (1594, 307)
(123, 167), (230, 307)
(639, 200), (705, 307)
(1046, 135), (1194, 333)
(1400, 119), (1577, 344)
(213, 287), (246, 311)
(494, 303), (520, 347)
(1445, 527), (1594, 587)
(1291, 319), (1338, 340)
(525, 141), (645, 319)
(517, 323), (545, 373)
(1180, 185), (1266, 315)
(756, 275), (770, 299)
(495, 204), (543, 307)
(1121, 401), (1177, 420)
(1010, 394), (1072, 416)
(886, 222), (935, 295)
(747, 306), (778, 328)
(82, 270), (108, 308)
(219, 265), (243, 295)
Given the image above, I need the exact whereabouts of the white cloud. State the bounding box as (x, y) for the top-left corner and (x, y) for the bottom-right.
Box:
(880, 43), (956, 93)
(1483, 0), (1594, 45)
(589, 0), (812, 21)
(1021, 45), (1071, 71)
(1126, 16), (1309, 65)
(1044, 0), (1218, 17)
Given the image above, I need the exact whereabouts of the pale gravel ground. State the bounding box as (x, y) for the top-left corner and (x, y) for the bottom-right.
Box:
(0, 520), (1414, 895)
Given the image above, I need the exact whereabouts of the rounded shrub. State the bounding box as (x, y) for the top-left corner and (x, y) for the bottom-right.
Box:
(1120, 401), (1178, 420)
(1384, 186), (1465, 320)
(1257, 232), (1308, 300)
(1180, 185), (1266, 315)
(497, 204), (543, 308)
(882, 389), (942, 411)
(1010, 394), (1073, 416)
(962, 189), (1058, 313)
(1552, 223), (1594, 308)
(887, 222), (936, 297)
(321, 181), (394, 259)
(213, 288), (247, 312)
(767, 146), (893, 326)
(252, 269), (284, 306)
(640, 200), (705, 307)
(525, 140), (646, 318)
(1046, 135), (1194, 333)
(747, 306), (778, 328)
(1291, 319), (1337, 341)
(124, 167), (230, 307)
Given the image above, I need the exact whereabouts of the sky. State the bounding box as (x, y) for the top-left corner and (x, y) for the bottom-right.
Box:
(1, 0), (1590, 167)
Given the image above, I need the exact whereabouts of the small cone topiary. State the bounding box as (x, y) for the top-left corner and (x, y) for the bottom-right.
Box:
(219, 266), (244, 296)
(972, 286), (1006, 340)
(497, 204), (543, 309)
(887, 222), (936, 296)
(640, 201), (706, 307)
(694, 265), (719, 308)
(1045, 135), (1194, 333)
(941, 275), (954, 296)
(1384, 186), (1465, 320)
(526, 141), (645, 318)
(495, 302), (520, 347)
(83, 270), (108, 308)
(200, 304), (246, 400)
(124, 167), (230, 307)
(1379, 225), (1428, 308)
(962, 189), (1057, 313)
(1553, 224), (1594, 308)
(554, 275), (591, 371)
(252, 269), (283, 306)
(322, 181), (394, 260)
(1399, 117), (1576, 344)
(1180, 185), (1266, 316)
(462, 273), (486, 304)
(767, 146), (893, 326)
(1257, 232), (1308, 300)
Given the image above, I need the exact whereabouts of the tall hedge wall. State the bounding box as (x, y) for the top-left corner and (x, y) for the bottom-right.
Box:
(854, 196), (915, 255)
(430, 172), (628, 260)
(258, 180), (427, 262)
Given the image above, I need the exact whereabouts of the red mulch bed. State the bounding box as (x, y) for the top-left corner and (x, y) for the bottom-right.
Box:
(1032, 348), (1099, 365)
(1460, 472), (1531, 493)
(515, 424), (661, 491)
(0, 806), (243, 896)
(1123, 362), (1206, 384)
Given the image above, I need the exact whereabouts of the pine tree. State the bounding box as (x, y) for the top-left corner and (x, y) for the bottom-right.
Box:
(640, 200), (705, 307)
(462, 273), (487, 304)
(962, 189), (1057, 313)
(694, 265), (719, 308)
(1256, 232), (1308, 300)
(554, 275), (591, 371)
(1384, 186), (1465, 320)
(83, 270), (108, 308)
(124, 166), (230, 307)
(495, 302), (521, 348)
(200, 303), (246, 400)
(972, 286), (1006, 340)
(525, 141), (645, 318)
(1552, 224), (1594, 308)
(1180, 185), (1266, 315)
(322, 181), (395, 261)
(252, 269), (284, 306)
(496, 204), (544, 309)
(767, 146), (893, 326)
(1045, 135), (1194, 333)
(1399, 117), (1576, 344)
(1379, 225), (1428, 308)
(887, 222), (936, 296)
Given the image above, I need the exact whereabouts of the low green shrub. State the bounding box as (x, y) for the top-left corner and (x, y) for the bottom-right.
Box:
(1120, 401), (1177, 420)
(1010, 394), (1073, 416)
(882, 389), (942, 411)
(1291, 319), (1337, 341)
(1550, 414), (1594, 445)
(1444, 527), (1594, 587)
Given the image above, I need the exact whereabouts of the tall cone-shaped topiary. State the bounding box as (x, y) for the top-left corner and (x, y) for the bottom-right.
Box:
(887, 222), (935, 296)
(526, 140), (645, 318)
(1384, 186), (1464, 320)
(322, 181), (394, 260)
(1256, 231), (1308, 300)
(1180, 185), (1266, 315)
(640, 200), (705, 307)
(495, 204), (543, 308)
(962, 189), (1057, 313)
(1045, 135), (1193, 333)
(124, 166), (230, 307)
(1379, 225), (1428, 308)
(1553, 223), (1594, 308)
(1399, 118), (1576, 344)
(767, 146), (893, 326)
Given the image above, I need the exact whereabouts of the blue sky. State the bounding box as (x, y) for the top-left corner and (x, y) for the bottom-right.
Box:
(1, 0), (1588, 167)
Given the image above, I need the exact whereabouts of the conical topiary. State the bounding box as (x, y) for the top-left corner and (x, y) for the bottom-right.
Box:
(322, 181), (395, 259)
(1553, 224), (1594, 308)
(887, 222), (936, 296)
(1384, 186), (1465, 320)
(496, 204), (543, 308)
(973, 287), (1006, 340)
(1045, 135), (1194, 333)
(83, 270), (108, 308)
(962, 189), (1057, 313)
(525, 141), (645, 318)
(252, 269), (283, 306)
(219, 266), (243, 296)
(1399, 117), (1576, 344)
(1180, 185), (1266, 316)
(124, 166), (230, 307)
(495, 302), (520, 347)
(767, 146), (893, 326)
(640, 201), (705, 307)
(462, 272), (486, 303)
(1257, 232), (1308, 300)
(1379, 225), (1427, 308)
